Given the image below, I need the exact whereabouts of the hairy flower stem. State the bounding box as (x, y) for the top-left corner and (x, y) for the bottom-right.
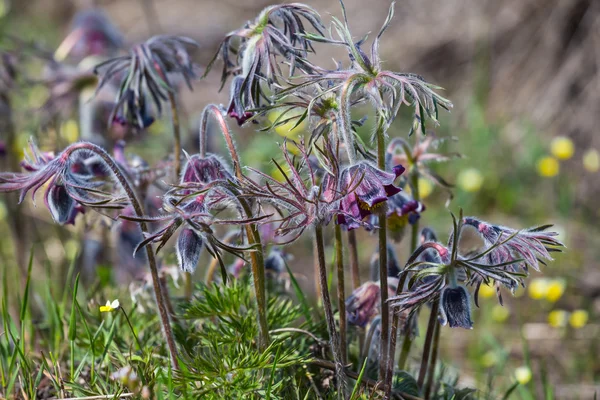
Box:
(423, 319), (440, 399)
(334, 224), (347, 365)
(315, 225), (346, 398)
(383, 272), (408, 399)
(347, 230), (360, 289)
(67, 142), (179, 370)
(417, 298), (439, 388)
(199, 105), (269, 349)
(395, 169), (421, 372)
(376, 116), (390, 385)
(347, 229), (365, 359)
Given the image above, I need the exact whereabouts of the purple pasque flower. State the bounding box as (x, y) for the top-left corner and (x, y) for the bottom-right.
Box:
(133, 174), (264, 276)
(94, 35), (198, 130)
(336, 161), (405, 230)
(242, 139), (344, 244)
(463, 217), (563, 273)
(439, 285), (473, 329)
(346, 278), (399, 328)
(204, 4), (324, 116)
(57, 9), (123, 61)
(0, 141), (90, 225)
(180, 153), (234, 187)
(367, 191), (425, 241)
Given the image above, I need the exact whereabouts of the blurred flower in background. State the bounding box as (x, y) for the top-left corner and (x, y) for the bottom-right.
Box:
(550, 136), (574, 160)
(457, 168), (483, 192)
(582, 149), (599, 173)
(515, 366), (532, 385)
(569, 310), (589, 329)
(548, 309), (568, 328)
(537, 156), (559, 178)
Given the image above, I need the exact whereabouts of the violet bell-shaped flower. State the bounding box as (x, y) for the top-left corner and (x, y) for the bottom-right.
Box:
(337, 161), (405, 230)
(439, 285), (473, 329)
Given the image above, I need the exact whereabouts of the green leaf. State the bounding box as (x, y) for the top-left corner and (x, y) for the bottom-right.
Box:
(392, 370), (419, 396)
(68, 274), (80, 341)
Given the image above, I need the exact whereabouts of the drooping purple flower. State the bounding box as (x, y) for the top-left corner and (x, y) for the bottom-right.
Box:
(346, 279), (399, 328)
(45, 183), (76, 225)
(337, 162), (405, 230)
(367, 191), (425, 241)
(94, 35), (199, 131)
(0, 141), (119, 225)
(226, 76), (254, 126)
(176, 228), (204, 273)
(463, 217), (563, 273)
(439, 286), (473, 329)
(264, 247), (288, 274)
(57, 9), (123, 61)
(180, 154), (234, 186)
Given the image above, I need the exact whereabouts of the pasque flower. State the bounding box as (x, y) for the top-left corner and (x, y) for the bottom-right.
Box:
(368, 191), (425, 241)
(94, 35), (198, 131)
(242, 139), (348, 243)
(55, 9), (123, 61)
(346, 279), (399, 328)
(0, 141), (109, 225)
(390, 212), (564, 328)
(204, 3), (324, 120)
(337, 162), (405, 230)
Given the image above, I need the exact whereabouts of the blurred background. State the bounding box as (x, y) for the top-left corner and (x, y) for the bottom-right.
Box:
(1, 0), (599, 397)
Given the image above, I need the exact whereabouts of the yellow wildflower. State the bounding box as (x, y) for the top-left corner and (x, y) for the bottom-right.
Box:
(100, 299), (120, 313)
(569, 310), (588, 329)
(537, 156), (559, 178)
(550, 136), (574, 160)
(491, 305), (510, 323)
(515, 366), (532, 385)
(528, 278), (549, 300)
(545, 279), (565, 303)
(457, 168), (484, 192)
(418, 178), (433, 199)
(478, 283), (495, 299)
(481, 351), (498, 368)
(548, 309), (568, 328)
(61, 119), (79, 143)
(583, 149), (599, 173)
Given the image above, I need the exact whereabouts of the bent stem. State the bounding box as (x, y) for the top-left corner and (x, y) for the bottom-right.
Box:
(375, 116), (390, 384)
(199, 104), (269, 349)
(67, 142), (179, 370)
(334, 224), (347, 365)
(315, 225), (345, 398)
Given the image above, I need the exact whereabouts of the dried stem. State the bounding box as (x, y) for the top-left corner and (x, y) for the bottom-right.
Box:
(67, 142), (179, 370)
(315, 225), (345, 398)
(334, 224), (347, 365)
(199, 104), (269, 349)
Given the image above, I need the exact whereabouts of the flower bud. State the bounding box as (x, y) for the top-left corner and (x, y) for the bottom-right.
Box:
(46, 184), (75, 225)
(176, 228), (203, 273)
